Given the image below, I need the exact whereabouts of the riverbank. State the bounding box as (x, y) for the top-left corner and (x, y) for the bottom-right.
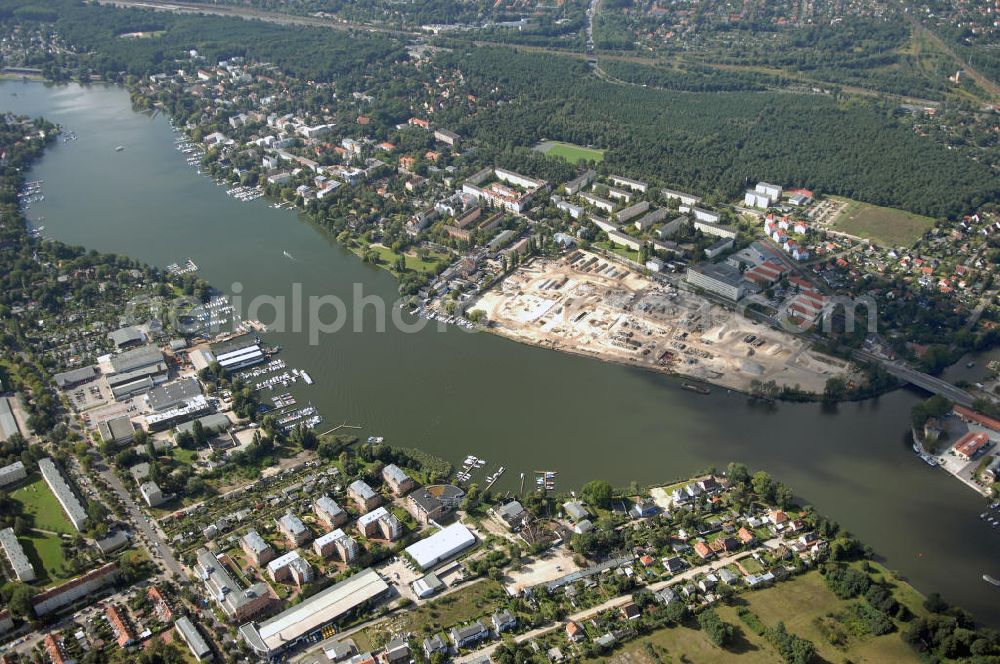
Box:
(473, 251), (855, 397)
(5, 79), (1000, 629)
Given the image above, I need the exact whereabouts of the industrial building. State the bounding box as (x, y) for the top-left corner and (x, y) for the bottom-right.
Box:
(239, 568), (389, 659)
(685, 263), (747, 302)
(53, 365), (98, 389)
(98, 416), (136, 446)
(38, 458), (88, 531)
(411, 572), (445, 599)
(147, 378), (202, 412)
(145, 395), (211, 432)
(404, 522), (476, 570)
(0, 527), (35, 582)
(209, 335), (267, 372)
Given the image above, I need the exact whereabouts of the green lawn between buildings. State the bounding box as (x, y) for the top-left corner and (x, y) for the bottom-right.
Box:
(11, 475), (76, 534)
(19, 530), (70, 585)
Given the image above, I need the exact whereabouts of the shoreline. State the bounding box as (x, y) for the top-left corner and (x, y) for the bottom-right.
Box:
(2, 79), (928, 407)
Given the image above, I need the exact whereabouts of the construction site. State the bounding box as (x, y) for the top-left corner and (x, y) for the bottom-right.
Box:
(473, 250), (853, 394)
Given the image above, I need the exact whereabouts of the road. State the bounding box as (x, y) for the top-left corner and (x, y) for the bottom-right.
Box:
(99, 466), (186, 579)
(899, 6), (1000, 101)
(453, 538), (781, 663)
(853, 349), (975, 406)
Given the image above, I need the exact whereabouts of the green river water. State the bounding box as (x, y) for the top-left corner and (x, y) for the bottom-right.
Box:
(2, 80), (998, 625)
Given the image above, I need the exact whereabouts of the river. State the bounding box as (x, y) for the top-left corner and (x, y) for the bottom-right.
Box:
(3, 80), (998, 625)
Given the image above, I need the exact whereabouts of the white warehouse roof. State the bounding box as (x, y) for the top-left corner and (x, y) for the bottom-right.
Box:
(405, 522), (476, 570)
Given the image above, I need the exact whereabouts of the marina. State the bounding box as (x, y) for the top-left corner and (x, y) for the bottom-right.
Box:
(166, 258), (199, 275)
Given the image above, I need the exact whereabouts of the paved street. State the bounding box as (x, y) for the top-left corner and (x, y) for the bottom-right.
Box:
(99, 466), (186, 579)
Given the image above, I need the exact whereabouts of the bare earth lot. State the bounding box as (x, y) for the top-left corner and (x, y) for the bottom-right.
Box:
(475, 251), (852, 394)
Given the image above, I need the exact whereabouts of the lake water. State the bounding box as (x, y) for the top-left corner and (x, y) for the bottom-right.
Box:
(3, 80), (998, 625)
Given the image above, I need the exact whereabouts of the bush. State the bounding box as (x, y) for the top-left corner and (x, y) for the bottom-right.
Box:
(822, 564), (871, 598)
(698, 608), (736, 647)
(736, 606), (766, 636)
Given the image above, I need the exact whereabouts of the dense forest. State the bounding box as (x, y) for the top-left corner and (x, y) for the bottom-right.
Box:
(0, 0), (404, 83)
(439, 48), (999, 218)
(600, 60), (787, 92)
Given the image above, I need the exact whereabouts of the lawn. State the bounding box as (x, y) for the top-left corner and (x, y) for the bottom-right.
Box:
(534, 140), (605, 164)
(595, 240), (641, 263)
(355, 580), (504, 651)
(831, 198), (934, 248)
(362, 243), (447, 275)
(11, 475), (76, 534)
(171, 446), (198, 465)
(598, 571), (922, 664)
(19, 530), (70, 584)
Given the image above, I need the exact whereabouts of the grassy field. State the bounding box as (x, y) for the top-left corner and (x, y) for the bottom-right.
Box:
(171, 446), (198, 465)
(595, 240), (641, 263)
(831, 198), (934, 248)
(362, 243), (447, 275)
(354, 580), (504, 651)
(19, 530), (69, 584)
(534, 140), (605, 164)
(598, 571), (922, 664)
(11, 475), (76, 534)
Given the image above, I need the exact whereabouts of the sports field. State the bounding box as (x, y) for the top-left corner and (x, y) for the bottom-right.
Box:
(832, 198), (934, 248)
(11, 475), (76, 534)
(534, 140), (605, 164)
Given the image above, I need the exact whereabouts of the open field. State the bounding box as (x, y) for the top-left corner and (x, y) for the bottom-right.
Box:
(597, 571), (922, 664)
(362, 242), (447, 275)
(11, 475), (76, 534)
(533, 140), (605, 164)
(354, 580), (504, 651)
(20, 530), (69, 585)
(831, 198), (934, 248)
(170, 446), (198, 465)
(474, 251), (853, 394)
